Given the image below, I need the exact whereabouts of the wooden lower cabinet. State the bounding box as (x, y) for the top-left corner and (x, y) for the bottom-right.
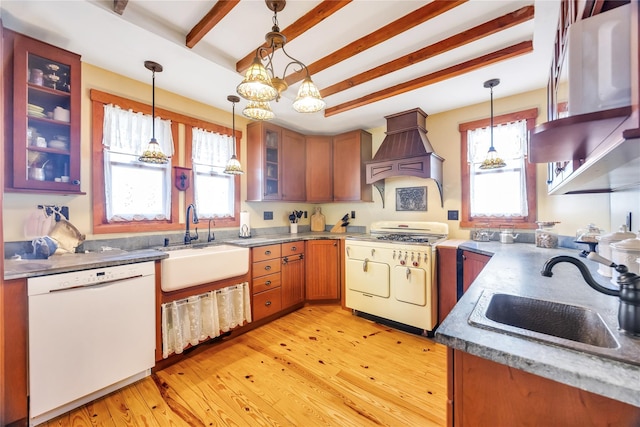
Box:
(281, 242), (305, 309)
(253, 287), (282, 320)
(2, 278), (28, 426)
(251, 242), (305, 320)
(454, 350), (640, 426)
(305, 239), (340, 300)
(461, 250), (490, 293)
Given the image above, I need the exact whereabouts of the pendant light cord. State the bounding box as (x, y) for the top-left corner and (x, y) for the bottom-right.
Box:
(490, 83), (494, 149)
(151, 69), (156, 141)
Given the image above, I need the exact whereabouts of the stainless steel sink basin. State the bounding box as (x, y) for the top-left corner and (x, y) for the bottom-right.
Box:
(469, 291), (619, 351)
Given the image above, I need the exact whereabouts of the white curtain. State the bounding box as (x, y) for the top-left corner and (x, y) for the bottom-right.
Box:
(161, 282), (251, 358)
(467, 120), (528, 217)
(192, 127), (233, 167)
(102, 104), (174, 221)
(192, 127), (236, 218)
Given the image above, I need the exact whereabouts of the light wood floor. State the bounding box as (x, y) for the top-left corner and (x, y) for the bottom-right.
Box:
(44, 305), (448, 426)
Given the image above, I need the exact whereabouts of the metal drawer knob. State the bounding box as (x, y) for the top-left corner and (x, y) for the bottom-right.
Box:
(265, 265), (271, 271)
(265, 300), (272, 306)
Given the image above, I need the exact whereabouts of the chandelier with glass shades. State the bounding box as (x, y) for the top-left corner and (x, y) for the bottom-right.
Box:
(236, 0), (325, 120)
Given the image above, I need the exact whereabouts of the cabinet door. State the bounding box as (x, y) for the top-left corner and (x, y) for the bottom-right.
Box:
(437, 246), (458, 324)
(8, 32), (82, 194)
(305, 135), (333, 202)
(461, 250), (490, 293)
(281, 254), (305, 308)
(246, 122), (282, 201)
(306, 240), (340, 300)
(333, 130), (372, 202)
(281, 129), (306, 201)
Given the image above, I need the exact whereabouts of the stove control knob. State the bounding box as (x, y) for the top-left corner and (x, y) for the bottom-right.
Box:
(413, 261), (419, 267)
(400, 259), (406, 266)
(393, 250), (397, 259)
(371, 249), (376, 257)
(404, 252), (408, 261)
(411, 252), (415, 261)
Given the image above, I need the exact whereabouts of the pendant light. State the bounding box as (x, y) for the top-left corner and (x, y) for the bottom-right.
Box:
(236, 0), (325, 118)
(224, 95), (244, 175)
(479, 78), (506, 170)
(139, 61), (169, 164)
(243, 100), (275, 121)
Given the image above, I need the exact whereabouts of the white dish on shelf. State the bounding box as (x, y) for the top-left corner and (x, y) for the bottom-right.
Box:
(48, 140), (68, 150)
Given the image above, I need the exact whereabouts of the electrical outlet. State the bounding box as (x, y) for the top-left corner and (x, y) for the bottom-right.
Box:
(351, 210), (356, 219)
(447, 210), (459, 220)
(304, 211), (308, 218)
(264, 211), (273, 220)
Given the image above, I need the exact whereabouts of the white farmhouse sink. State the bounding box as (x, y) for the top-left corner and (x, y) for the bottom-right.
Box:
(161, 244), (249, 292)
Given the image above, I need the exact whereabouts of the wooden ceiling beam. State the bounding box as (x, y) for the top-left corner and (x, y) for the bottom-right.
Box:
(324, 40), (533, 117)
(113, 0), (128, 15)
(186, 0), (240, 49)
(321, 5), (534, 98)
(235, 0), (352, 73)
(284, 0), (468, 87)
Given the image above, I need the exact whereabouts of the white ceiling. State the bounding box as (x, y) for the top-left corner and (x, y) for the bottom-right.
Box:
(0, 0), (560, 134)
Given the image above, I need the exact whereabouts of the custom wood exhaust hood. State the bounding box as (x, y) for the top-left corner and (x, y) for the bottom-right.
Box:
(366, 108), (444, 207)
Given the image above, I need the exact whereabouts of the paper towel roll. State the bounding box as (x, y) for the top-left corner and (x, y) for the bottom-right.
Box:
(239, 211), (251, 237)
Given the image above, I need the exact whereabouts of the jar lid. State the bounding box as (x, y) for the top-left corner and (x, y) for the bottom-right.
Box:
(610, 232), (640, 251)
(597, 225), (635, 243)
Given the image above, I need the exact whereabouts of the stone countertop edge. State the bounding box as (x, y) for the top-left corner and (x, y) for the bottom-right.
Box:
(3, 232), (352, 280)
(433, 241), (640, 408)
(4, 249), (169, 280)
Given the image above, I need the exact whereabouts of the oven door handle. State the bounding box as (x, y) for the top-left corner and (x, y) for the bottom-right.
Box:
(406, 267), (411, 280)
(363, 258), (369, 272)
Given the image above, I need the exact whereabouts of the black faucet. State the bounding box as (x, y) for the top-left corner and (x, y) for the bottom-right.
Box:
(184, 203), (199, 244)
(207, 219), (215, 242)
(541, 253), (640, 336)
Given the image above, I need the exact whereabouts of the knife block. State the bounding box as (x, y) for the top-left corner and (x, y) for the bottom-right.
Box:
(330, 220), (346, 233)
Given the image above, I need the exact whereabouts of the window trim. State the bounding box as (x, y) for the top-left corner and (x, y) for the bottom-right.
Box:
(459, 107), (538, 229)
(185, 126), (241, 228)
(90, 89), (241, 234)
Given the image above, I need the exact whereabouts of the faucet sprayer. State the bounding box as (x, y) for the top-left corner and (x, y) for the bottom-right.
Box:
(541, 252), (640, 336)
(184, 204), (199, 244)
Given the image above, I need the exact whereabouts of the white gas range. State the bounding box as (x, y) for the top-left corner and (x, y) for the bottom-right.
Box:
(345, 221), (448, 334)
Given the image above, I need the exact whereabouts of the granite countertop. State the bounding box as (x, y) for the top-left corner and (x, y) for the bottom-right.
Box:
(3, 231), (353, 280)
(4, 249), (168, 280)
(434, 241), (640, 407)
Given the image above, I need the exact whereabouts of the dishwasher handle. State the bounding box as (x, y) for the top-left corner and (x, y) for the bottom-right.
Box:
(49, 274), (144, 293)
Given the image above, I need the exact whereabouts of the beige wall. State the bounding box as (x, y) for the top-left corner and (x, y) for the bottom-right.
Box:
(3, 64), (635, 243)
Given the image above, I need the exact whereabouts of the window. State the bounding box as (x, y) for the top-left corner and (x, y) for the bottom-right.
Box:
(91, 89), (241, 234)
(102, 104), (174, 221)
(459, 108), (538, 229)
(190, 127), (236, 219)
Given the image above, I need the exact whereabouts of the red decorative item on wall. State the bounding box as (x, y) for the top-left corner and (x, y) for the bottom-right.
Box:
(173, 166), (191, 191)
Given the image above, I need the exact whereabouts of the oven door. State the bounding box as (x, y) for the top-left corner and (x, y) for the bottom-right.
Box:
(346, 258), (390, 298)
(393, 265), (427, 305)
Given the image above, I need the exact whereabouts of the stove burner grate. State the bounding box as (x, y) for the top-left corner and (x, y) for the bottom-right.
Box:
(375, 234), (437, 243)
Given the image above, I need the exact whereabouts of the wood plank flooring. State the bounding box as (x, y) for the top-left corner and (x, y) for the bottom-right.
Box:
(43, 305), (448, 426)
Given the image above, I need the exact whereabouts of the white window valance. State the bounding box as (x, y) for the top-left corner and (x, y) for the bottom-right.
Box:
(467, 119), (527, 164)
(192, 127), (233, 167)
(102, 104), (174, 157)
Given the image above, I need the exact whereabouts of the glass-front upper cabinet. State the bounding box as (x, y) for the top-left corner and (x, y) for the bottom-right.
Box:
(7, 31), (82, 194)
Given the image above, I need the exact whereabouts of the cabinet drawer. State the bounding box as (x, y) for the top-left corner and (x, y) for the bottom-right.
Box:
(252, 258), (281, 279)
(282, 241), (304, 256)
(252, 244), (281, 262)
(253, 288), (282, 321)
(253, 273), (281, 294)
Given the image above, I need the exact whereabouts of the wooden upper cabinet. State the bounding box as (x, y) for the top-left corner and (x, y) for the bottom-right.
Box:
(281, 129), (306, 201)
(246, 121), (284, 201)
(305, 135), (333, 202)
(247, 122), (372, 203)
(246, 122), (306, 202)
(333, 130), (372, 202)
(4, 30), (82, 194)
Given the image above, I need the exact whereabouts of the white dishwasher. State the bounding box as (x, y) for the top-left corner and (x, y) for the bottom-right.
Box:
(28, 261), (156, 426)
